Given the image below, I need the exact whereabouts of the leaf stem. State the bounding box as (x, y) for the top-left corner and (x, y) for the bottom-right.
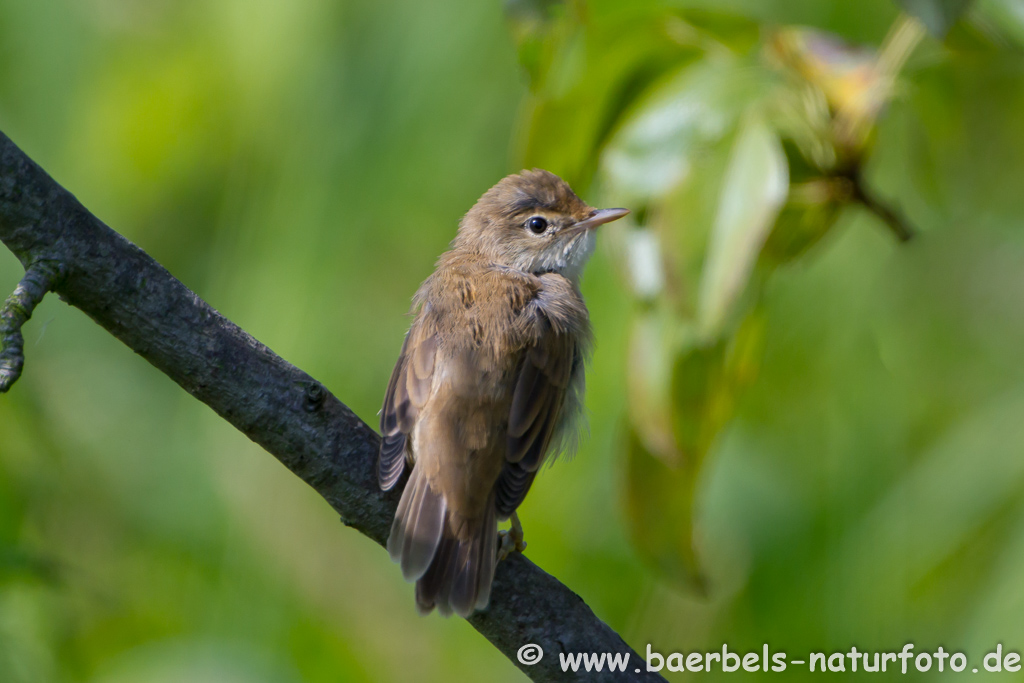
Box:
(850, 172), (915, 242)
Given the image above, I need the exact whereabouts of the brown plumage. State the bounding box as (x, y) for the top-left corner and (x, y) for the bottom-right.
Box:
(378, 169), (628, 617)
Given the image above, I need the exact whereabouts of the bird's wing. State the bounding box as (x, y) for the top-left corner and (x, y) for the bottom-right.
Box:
(495, 312), (577, 518)
(378, 318), (438, 490)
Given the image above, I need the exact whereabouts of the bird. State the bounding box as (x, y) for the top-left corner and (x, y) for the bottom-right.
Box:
(377, 169), (628, 617)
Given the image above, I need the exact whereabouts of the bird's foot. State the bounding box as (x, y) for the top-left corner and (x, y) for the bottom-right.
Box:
(497, 512), (527, 562)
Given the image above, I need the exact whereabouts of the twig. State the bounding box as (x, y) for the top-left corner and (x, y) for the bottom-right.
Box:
(850, 171), (915, 242)
(0, 130), (663, 683)
(0, 260), (62, 392)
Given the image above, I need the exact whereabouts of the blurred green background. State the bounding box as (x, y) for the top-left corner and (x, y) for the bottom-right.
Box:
(3, 0), (1024, 680)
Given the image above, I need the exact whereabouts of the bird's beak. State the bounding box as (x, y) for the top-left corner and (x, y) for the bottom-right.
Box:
(574, 207), (630, 231)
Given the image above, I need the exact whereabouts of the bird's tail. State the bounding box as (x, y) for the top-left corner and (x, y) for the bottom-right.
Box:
(387, 466), (497, 617)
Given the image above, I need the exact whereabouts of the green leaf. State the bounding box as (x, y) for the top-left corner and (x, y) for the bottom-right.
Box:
(671, 8), (761, 54)
(669, 312), (765, 465)
(623, 423), (706, 592)
(971, 0), (1024, 50)
(516, 12), (702, 190)
(626, 307), (685, 465)
(896, 0), (974, 37)
(696, 115), (788, 339)
(503, 0), (570, 86)
(623, 311), (765, 593)
(669, 339), (728, 464)
(601, 58), (771, 202)
(762, 178), (848, 264)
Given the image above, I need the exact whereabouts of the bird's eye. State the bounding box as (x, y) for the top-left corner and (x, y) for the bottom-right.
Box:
(527, 216), (548, 234)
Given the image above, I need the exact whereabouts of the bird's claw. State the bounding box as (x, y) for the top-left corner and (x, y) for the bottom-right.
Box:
(497, 512), (527, 562)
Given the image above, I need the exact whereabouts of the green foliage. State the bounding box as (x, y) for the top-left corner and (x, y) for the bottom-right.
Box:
(696, 114), (787, 338)
(513, 3), (926, 589)
(897, 0), (974, 36)
(3, 0), (1024, 681)
(512, 0), (1024, 672)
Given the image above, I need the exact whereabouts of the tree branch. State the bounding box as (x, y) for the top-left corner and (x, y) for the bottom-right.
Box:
(0, 130), (663, 682)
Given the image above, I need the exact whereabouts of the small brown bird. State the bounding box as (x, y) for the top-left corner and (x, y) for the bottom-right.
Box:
(378, 169), (628, 616)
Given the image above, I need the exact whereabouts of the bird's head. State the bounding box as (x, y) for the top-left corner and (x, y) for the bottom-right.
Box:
(454, 169), (628, 280)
